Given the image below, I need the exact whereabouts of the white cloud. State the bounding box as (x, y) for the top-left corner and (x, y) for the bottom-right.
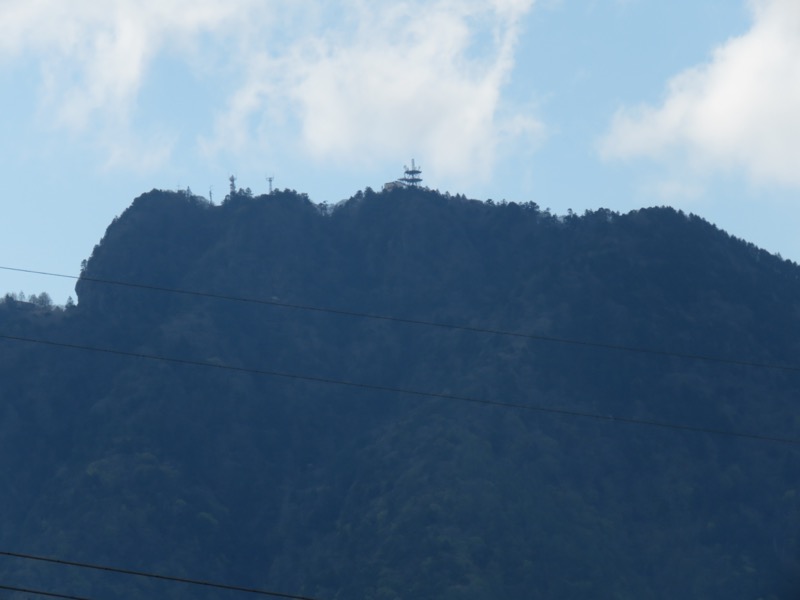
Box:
(0, 0), (267, 170)
(2, 0), (539, 179)
(203, 0), (540, 180)
(0, 1), (257, 130)
(601, 0), (800, 187)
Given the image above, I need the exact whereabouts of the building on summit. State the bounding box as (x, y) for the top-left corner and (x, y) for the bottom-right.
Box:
(383, 159), (423, 191)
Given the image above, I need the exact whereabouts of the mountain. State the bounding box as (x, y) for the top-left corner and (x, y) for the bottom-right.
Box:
(1, 186), (799, 599)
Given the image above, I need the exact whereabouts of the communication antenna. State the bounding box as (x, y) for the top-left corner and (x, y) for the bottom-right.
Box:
(267, 176), (274, 194)
(209, 185), (213, 204)
(399, 159), (422, 187)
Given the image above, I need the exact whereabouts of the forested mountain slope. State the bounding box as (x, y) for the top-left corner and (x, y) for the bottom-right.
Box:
(1, 186), (799, 599)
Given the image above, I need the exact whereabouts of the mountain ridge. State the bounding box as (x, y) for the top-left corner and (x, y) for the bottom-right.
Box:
(1, 186), (799, 599)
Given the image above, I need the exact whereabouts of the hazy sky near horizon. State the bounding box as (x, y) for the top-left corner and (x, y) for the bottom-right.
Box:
(2, 0), (798, 303)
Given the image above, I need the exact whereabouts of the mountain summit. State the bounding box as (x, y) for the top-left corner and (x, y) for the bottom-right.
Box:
(1, 186), (799, 599)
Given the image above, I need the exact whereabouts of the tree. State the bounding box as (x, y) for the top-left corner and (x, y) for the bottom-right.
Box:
(29, 292), (52, 308)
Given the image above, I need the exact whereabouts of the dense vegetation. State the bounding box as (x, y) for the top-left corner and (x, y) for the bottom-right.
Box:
(1, 186), (800, 599)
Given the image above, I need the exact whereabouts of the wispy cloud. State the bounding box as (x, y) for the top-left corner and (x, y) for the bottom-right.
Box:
(200, 0), (541, 180)
(0, 1), (256, 129)
(644, 178), (705, 202)
(204, 0), (540, 180)
(0, 0), (266, 169)
(600, 0), (800, 188)
(2, 0), (540, 179)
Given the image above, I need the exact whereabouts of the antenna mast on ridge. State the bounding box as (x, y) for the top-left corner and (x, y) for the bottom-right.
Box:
(267, 176), (274, 194)
(399, 159), (422, 187)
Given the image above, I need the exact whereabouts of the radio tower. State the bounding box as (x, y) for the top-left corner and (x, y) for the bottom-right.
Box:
(400, 159), (422, 187)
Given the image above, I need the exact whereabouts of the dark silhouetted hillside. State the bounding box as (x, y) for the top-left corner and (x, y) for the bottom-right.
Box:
(1, 186), (799, 599)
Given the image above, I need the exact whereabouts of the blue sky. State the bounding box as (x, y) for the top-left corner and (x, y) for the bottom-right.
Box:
(2, 0), (798, 303)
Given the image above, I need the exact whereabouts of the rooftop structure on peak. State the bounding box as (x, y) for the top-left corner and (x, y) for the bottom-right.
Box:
(399, 159), (422, 187)
(384, 159), (423, 191)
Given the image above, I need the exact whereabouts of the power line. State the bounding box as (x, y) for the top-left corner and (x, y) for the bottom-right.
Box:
(1, 265), (799, 374)
(1, 332), (798, 446)
(0, 583), (93, 600)
(0, 551), (319, 600)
